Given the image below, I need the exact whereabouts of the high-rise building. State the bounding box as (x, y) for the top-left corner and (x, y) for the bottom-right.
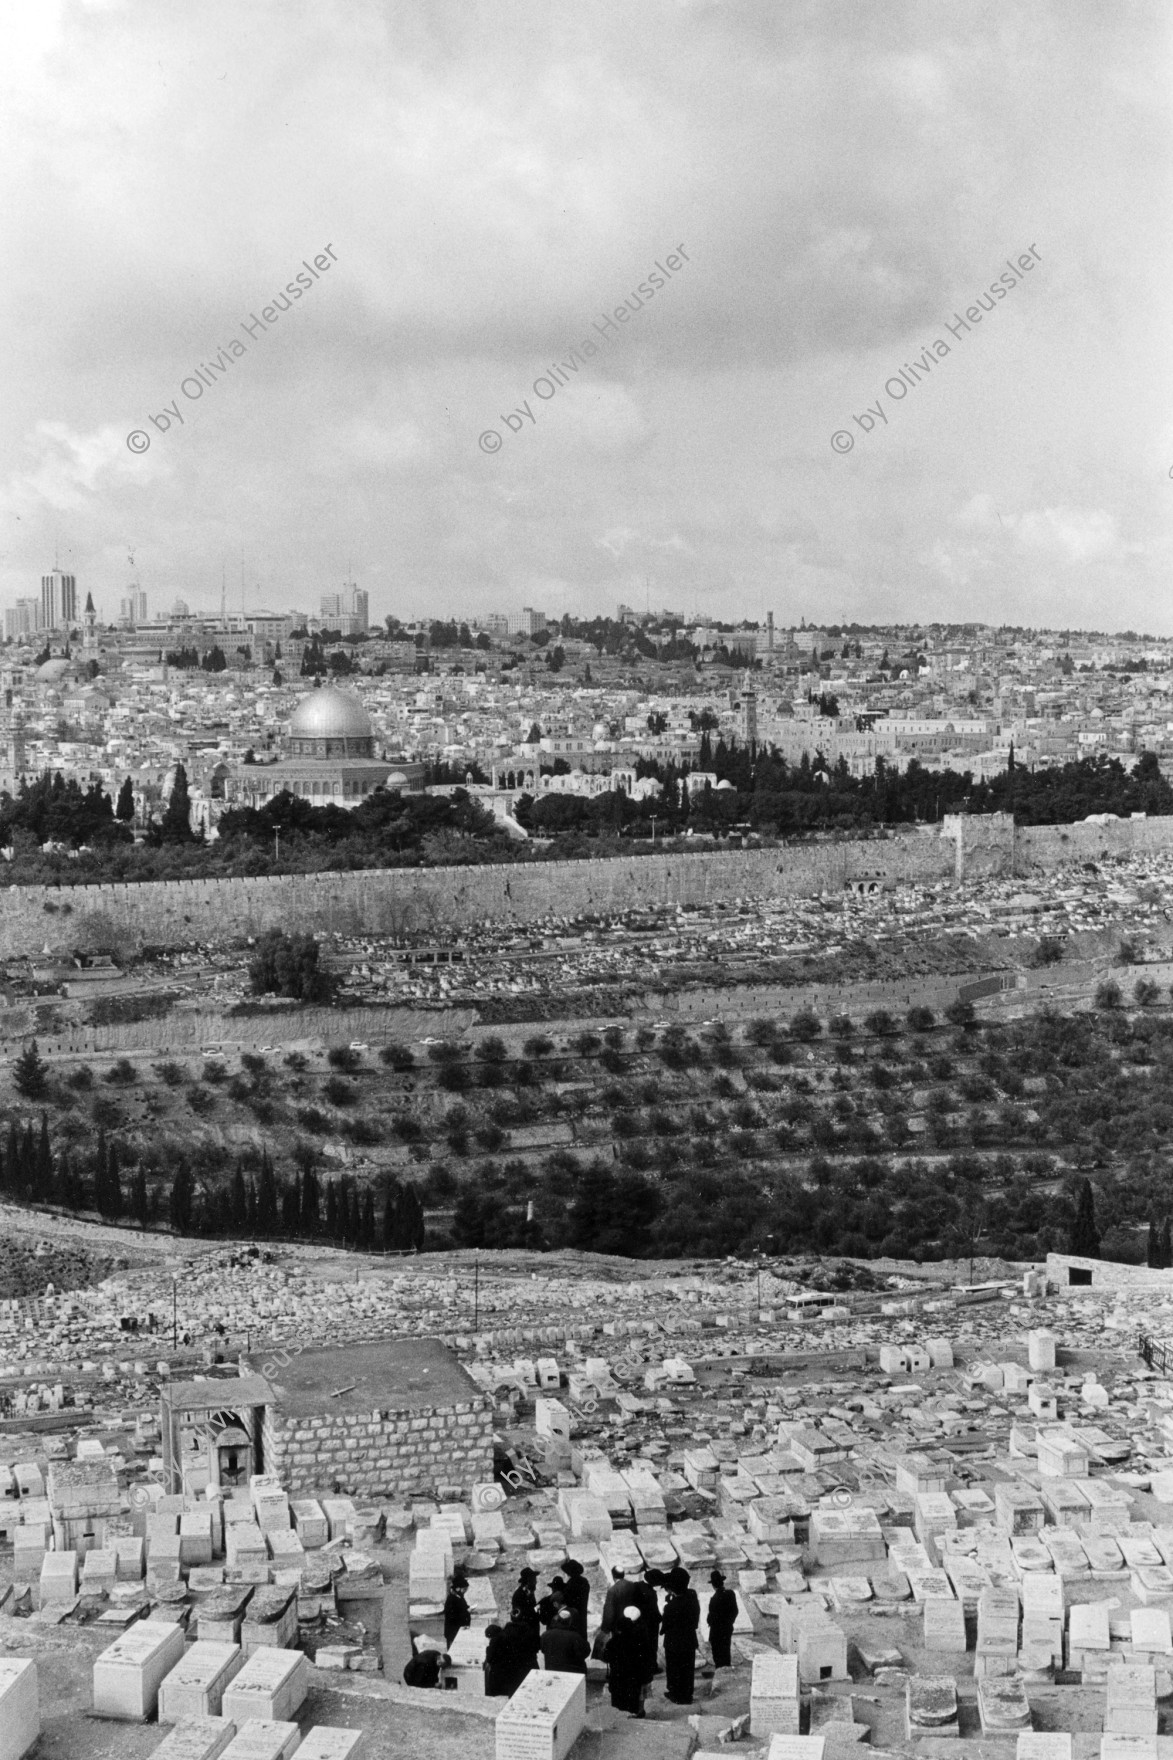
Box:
(4, 599), (41, 642)
(320, 581), (368, 636)
(118, 588), (148, 627)
(41, 568), (77, 629)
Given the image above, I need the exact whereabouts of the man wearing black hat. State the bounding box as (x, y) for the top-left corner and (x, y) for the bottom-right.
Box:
(540, 1606), (590, 1674)
(560, 1557), (590, 1641)
(707, 1570), (739, 1669)
(662, 1566), (700, 1704)
(444, 1572), (471, 1649)
(511, 1567), (540, 1674)
(601, 1567), (634, 1637)
(629, 1564), (662, 1684)
(538, 1575), (567, 1628)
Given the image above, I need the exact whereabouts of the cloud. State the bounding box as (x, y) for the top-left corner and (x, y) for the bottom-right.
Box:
(956, 495), (1120, 565)
(2, 420), (167, 516)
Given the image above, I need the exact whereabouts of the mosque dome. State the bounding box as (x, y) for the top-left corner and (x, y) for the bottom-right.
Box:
(36, 658), (70, 683)
(288, 685), (372, 741)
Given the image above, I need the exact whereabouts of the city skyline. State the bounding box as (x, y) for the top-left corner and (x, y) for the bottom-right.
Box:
(1, 3), (1170, 633)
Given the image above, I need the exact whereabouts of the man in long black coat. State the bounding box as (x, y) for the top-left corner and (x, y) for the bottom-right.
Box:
(511, 1567), (541, 1672)
(707, 1570), (739, 1669)
(559, 1558), (590, 1641)
(607, 1604), (646, 1716)
(629, 1565), (661, 1683)
(540, 1607), (590, 1673)
(662, 1567), (700, 1704)
(443, 1574), (471, 1649)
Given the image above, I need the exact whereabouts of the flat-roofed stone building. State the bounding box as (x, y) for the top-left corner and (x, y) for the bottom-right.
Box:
(247, 1338), (493, 1499)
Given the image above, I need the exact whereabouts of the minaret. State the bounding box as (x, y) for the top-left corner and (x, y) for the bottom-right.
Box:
(742, 678), (758, 746)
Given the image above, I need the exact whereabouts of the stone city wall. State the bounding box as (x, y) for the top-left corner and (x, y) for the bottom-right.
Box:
(0, 812), (1171, 958)
(263, 1396), (494, 1499)
(0, 835), (952, 957)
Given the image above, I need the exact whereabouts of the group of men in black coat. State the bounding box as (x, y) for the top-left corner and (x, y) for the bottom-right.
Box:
(600, 1563), (739, 1715)
(485, 1560), (592, 1697)
(408, 1559), (738, 1711)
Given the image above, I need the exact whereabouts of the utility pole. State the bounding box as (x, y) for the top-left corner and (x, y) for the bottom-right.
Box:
(172, 1277), (177, 1351)
(274, 829), (280, 865)
(473, 1251), (479, 1334)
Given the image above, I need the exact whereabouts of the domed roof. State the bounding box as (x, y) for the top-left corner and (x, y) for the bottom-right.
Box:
(288, 685), (372, 740)
(36, 658), (70, 682)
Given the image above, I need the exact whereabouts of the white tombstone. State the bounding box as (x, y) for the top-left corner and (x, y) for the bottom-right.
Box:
(219, 1721), (301, 1760)
(158, 1642), (246, 1722)
(0, 1658), (38, 1760)
(750, 1651), (800, 1738)
(39, 1549), (78, 1605)
(148, 1718), (239, 1760)
(766, 1741), (825, 1760)
(495, 1668), (586, 1760)
(1017, 1738), (1072, 1760)
(1028, 1330), (1057, 1372)
(923, 1594), (966, 1652)
(295, 1732), (368, 1759)
(92, 1619), (186, 1721)
(220, 1647), (309, 1726)
(322, 1498), (356, 1542)
(1100, 1739), (1158, 1760)
(534, 1399), (571, 1444)
(289, 1500), (328, 1549)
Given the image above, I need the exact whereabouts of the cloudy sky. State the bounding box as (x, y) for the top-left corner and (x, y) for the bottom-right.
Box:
(1, 0), (1170, 630)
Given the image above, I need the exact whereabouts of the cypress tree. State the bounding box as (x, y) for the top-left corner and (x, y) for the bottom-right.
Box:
(257, 1151), (278, 1233)
(20, 1122), (36, 1196)
(1148, 1220), (1161, 1269)
(1162, 1217), (1172, 1271)
(35, 1114), (52, 1202)
(169, 1165), (193, 1233)
(300, 1168), (320, 1236)
(107, 1140), (122, 1218)
(94, 1129), (109, 1214)
(1069, 1178), (1101, 1258)
(325, 1179), (338, 1239)
(246, 1178), (258, 1233)
(361, 1188), (375, 1249)
(395, 1182), (425, 1250)
(132, 1167), (149, 1228)
(382, 1178), (401, 1250)
(281, 1180), (299, 1234)
(231, 1161), (247, 1230)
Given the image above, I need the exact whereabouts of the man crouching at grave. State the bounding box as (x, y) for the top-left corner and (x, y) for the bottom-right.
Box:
(404, 1641), (449, 1688)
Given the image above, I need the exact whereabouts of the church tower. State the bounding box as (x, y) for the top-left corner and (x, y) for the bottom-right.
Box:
(83, 591), (97, 652)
